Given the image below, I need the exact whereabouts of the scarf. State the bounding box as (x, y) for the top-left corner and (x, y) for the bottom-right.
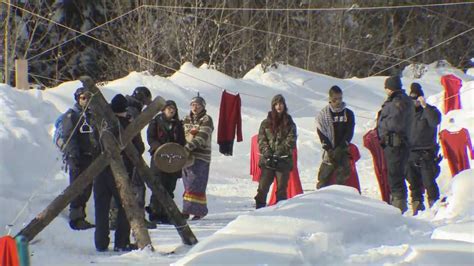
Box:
(316, 102), (346, 147)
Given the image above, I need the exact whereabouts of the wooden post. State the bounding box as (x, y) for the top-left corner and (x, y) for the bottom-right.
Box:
(16, 82), (165, 242)
(17, 154), (109, 241)
(4, 0), (11, 85)
(81, 76), (198, 245)
(15, 59), (28, 90)
(123, 143), (199, 245)
(80, 77), (153, 250)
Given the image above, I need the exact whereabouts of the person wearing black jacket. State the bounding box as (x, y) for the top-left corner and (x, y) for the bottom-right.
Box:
(110, 86), (155, 229)
(315, 86), (355, 189)
(146, 100), (186, 223)
(62, 87), (101, 230)
(94, 94), (143, 252)
(406, 83), (441, 215)
(376, 76), (415, 213)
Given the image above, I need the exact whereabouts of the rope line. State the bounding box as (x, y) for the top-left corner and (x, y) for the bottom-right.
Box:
(143, 2), (474, 12)
(27, 6), (142, 61)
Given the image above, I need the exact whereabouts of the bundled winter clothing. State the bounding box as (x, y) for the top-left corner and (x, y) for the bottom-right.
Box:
(315, 102), (355, 189)
(376, 81), (415, 213)
(94, 114), (143, 251)
(255, 95), (297, 208)
(406, 96), (442, 211)
(146, 109), (185, 223)
(250, 134), (303, 206)
(182, 108), (214, 218)
(217, 91), (242, 155)
(62, 101), (101, 229)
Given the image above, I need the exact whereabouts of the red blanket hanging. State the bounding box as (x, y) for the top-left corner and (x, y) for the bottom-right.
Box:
(250, 134), (303, 205)
(363, 129), (390, 203)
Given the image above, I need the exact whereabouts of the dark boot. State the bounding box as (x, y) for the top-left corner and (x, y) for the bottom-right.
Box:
(412, 200), (425, 216)
(255, 202), (266, 209)
(428, 198), (437, 208)
(391, 196), (408, 214)
(69, 219), (95, 230)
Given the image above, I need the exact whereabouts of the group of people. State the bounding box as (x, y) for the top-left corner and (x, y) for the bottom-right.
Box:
(61, 86), (213, 252)
(61, 75), (441, 251)
(253, 76), (441, 217)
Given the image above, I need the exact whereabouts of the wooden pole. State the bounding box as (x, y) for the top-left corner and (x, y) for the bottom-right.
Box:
(15, 59), (28, 90)
(4, 0), (11, 85)
(123, 143), (199, 245)
(80, 77), (154, 250)
(16, 79), (165, 243)
(81, 76), (198, 246)
(17, 154), (109, 241)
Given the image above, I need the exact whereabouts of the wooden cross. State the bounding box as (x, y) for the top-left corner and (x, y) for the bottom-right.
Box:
(17, 76), (198, 250)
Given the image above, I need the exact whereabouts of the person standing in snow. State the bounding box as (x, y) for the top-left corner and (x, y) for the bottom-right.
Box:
(406, 83), (441, 215)
(315, 86), (355, 189)
(62, 87), (101, 230)
(94, 94), (141, 252)
(254, 94), (297, 209)
(146, 100), (186, 224)
(109, 86), (156, 229)
(182, 96), (214, 220)
(376, 76), (415, 214)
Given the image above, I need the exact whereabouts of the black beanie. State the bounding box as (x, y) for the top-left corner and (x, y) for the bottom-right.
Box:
(410, 83), (424, 97)
(384, 76), (402, 91)
(111, 94), (128, 113)
(162, 100), (178, 111)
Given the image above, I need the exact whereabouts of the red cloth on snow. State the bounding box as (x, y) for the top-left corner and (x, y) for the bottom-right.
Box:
(218, 90), (243, 156)
(439, 128), (473, 177)
(363, 129), (390, 203)
(0, 236), (19, 266)
(328, 143), (361, 193)
(250, 134), (303, 205)
(441, 74), (462, 114)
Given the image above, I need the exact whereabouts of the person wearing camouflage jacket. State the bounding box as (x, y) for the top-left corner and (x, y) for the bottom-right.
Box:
(255, 94), (297, 209)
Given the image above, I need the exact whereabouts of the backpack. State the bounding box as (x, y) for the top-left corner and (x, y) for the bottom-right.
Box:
(53, 110), (72, 152)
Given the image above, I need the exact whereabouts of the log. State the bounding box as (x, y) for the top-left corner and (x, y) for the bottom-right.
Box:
(80, 77), (154, 250)
(124, 143), (199, 245)
(81, 76), (198, 246)
(17, 154), (109, 241)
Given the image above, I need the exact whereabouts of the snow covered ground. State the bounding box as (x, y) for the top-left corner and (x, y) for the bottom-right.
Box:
(1, 61), (473, 265)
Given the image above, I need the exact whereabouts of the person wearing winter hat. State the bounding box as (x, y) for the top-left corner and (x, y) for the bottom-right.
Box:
(60, 87), (101, 230)
(181, 95), (214, 220)
(110, 87), (154, 230)
(376, 76), (415, 214)
(315, 86), (355, 189)
(146, 99), (186, 224)
(406, 83), (442, 215)
(109, 92), (156, 230)
(94, 93), (146, 251)
(254, 94), (297, 209)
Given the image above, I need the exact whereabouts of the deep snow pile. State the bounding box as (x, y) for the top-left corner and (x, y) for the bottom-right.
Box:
(1, 61), (473, 265)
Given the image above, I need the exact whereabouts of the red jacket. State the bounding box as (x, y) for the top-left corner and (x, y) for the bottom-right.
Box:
(439, 128), (473, 177)
(218, 90), (242, 155)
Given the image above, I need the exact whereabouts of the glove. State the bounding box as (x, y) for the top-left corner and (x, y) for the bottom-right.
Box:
(322, 143), (331, 151)
(263, 149), (273, 159)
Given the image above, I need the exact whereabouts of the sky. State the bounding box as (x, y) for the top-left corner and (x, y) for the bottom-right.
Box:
(1, 61), (473, 265)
